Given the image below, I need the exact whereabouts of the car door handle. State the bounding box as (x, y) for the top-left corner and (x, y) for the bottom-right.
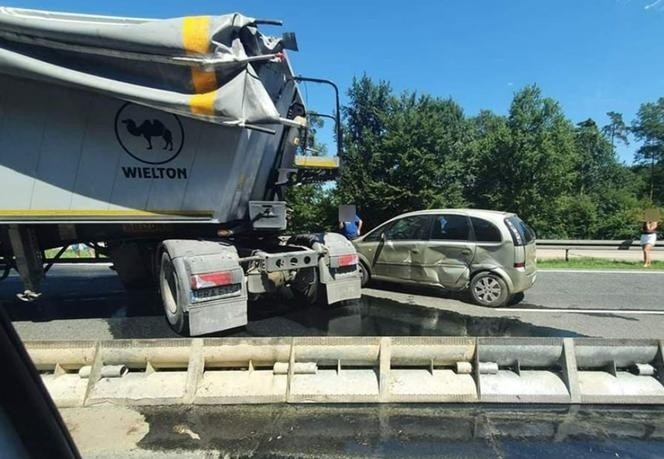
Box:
(411, 248), (421, 253)
(461, 249), (472, 255)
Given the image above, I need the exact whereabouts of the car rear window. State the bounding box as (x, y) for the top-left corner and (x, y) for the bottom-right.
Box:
(504, 216), (536, 246)
(471, 217), (502, 242)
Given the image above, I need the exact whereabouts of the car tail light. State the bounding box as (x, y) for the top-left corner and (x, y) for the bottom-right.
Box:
(337, 254), (358, 267)
(190, 271), (233, 290)
(514, 262), (525, 268)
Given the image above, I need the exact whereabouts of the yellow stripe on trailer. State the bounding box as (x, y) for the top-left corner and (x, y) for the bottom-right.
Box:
(294, 156), (340, 169)
(0, 210), (214, 218)
(189, 91), (216, 116)
(182, 16), (212, 54)
(183, 16), (218, 112)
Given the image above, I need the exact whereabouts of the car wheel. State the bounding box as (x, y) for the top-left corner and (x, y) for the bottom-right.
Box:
(470, 272), (510, 307)
(509, 291), (525, 305)
(358, 260), (370, 287)
(159, 251), (188, 335)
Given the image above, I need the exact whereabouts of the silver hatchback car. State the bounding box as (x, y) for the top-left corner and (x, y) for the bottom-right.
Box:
(353, 209), (537, 307)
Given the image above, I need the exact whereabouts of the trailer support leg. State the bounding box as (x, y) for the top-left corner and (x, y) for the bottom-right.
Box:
(8, 225), (43, 301)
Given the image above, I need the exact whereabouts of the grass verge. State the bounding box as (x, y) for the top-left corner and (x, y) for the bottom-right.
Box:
(44, 247), (102, 259)
(538, 258), (664, 270)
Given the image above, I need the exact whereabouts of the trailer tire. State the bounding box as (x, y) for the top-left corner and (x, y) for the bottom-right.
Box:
(159, 251), (188, 335)
(291, 267), (322, 306)
(109, 242), (155, 291)
(287, 234), (325, 306)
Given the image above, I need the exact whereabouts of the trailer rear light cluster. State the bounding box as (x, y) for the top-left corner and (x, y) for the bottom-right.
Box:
(337, 254), (358, 267)
(190, 271), (233, 290)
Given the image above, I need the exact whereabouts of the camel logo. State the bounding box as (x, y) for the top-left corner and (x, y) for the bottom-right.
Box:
(114, 102), (184, 165)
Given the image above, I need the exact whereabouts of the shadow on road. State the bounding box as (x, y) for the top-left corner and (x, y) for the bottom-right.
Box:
(364, 279), (526, 306)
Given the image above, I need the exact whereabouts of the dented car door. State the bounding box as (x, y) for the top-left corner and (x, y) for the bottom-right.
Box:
(373, 215), (433, 282)
(421, 213), (476, 289)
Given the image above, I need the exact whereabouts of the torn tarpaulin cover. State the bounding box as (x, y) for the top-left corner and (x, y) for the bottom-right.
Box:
(0, 7), (292, 127)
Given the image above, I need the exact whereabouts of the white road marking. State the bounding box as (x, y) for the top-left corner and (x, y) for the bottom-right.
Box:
(538, 269), (664, 274)
(498, 307), (664, 315)
(55, 263), (113, 267)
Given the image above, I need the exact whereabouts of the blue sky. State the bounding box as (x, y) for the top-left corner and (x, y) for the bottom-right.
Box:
(4, 0), (664, 163)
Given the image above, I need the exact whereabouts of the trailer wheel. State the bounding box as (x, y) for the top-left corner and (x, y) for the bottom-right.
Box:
(291, 267), (322, 306)
(287, 234), (325, 306)
(108, 242), (156, 291)
(159, 251), (188, 335)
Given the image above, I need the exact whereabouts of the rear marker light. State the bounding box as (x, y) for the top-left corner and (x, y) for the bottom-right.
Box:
(338, 254), (359, 267)
(514, 262), (525, 268)
(191, 271), (233, 290)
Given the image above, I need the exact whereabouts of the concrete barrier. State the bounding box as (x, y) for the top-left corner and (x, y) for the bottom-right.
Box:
(25, 337), (664, 406)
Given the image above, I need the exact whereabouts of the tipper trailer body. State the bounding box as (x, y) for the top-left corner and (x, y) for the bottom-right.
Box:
(0, 7), (361, 335)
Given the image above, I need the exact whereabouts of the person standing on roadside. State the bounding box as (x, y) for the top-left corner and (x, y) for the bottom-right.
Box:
(641, 220), (659, 267)
(340, 213), (363, 240)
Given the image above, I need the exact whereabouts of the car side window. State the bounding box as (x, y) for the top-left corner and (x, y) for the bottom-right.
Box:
(363, 227), (384, 242)
(431, 214), (470, 241)
(471, 217), (502, 243)
(384, 216), (431, 241)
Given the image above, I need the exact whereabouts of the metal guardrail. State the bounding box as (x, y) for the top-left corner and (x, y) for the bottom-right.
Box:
(538, 239), (664, 261)
(27, 337), (664, 406)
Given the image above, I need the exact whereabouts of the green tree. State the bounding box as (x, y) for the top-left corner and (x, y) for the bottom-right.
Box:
(594, 187), (647, 239)
(470, 85), (577, 236)
(338, 75), (395, 227)
(602, 111), (630, 149)
(464, 110), (511, 208)
(290, 75), (647, 240)
(556, 194), (599, 239)
(574, 118), (620, 195)
(285, 184), (337, 234)
(339, 76), (469, 228)
(632, 98), (664, 204)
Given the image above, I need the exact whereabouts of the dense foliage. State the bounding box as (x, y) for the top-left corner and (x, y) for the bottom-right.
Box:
(288, 75), (663, 239)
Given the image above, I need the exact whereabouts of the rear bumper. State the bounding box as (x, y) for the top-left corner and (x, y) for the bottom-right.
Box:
(511, 269), (537, 293)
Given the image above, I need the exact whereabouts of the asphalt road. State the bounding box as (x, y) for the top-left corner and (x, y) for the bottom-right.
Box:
(7, 265), (664, 457)
(61, 404), (664, 458)
(2, 264), (664, 340)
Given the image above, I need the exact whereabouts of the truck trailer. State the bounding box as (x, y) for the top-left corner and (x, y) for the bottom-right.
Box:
(0, 7), (361, 335)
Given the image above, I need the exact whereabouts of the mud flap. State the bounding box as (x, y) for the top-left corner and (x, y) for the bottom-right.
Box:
(161, 240), (248, 336)
(317, 233), (362, 304)
(188, 296), (247, 336)
(325, 276), (362, 304)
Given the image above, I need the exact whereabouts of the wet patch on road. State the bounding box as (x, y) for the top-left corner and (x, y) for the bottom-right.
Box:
(132, 405), (664, 458)
(242, 295), (584, 338)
